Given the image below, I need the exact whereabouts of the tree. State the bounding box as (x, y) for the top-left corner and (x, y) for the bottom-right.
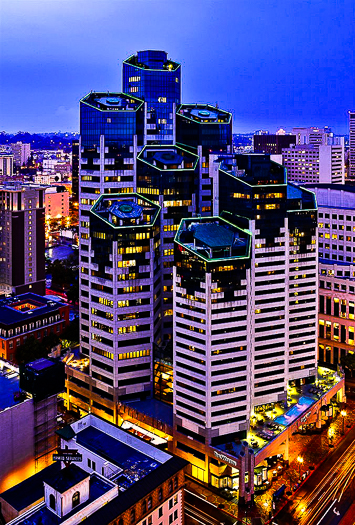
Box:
(15, 336), (46, 364)
(15, 333), (60, 364)
(341, 353), (355, 378)
(60, 317), (79, 346)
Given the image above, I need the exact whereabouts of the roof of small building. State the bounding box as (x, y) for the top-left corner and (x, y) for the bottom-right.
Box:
(44, 464), (89, 493)
(0, 293), (66, 328)
(84, 456), (188, 525)
(0, 462), (61, 511)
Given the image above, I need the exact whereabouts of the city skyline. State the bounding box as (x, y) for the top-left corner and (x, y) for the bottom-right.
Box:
(1, 0), (355, 134)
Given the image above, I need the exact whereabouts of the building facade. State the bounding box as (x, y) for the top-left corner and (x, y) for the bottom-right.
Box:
(279, 142), (345, 184)
(253, 134), (296, 154)
(307, 185), (355, 367)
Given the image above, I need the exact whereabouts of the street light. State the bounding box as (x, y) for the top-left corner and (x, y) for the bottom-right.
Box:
(297, 456), (303, 479)
(341, 410), (347, 435)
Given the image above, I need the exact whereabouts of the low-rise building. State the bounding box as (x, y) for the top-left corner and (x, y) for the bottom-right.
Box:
(0, 357), (65, 493)
(0, 293), (69, 363)
(0, 414), (187, 525)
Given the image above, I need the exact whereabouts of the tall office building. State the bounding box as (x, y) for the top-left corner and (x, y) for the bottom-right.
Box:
(123, 50), (181, 144)
(349, 111), (355, 179)
(77, 193), (161, 420)
(173, 156), (318, 486)
(0, 182), (46, 296)
(137, 144), (199, 340)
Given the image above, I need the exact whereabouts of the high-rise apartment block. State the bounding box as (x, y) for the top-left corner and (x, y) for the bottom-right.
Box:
(10, 142), (31, 168)
(349, 111), (355, 179)
(0, 183), (46, 296)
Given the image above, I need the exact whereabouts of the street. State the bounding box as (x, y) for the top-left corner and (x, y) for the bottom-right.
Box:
(274, 424), (355, 525)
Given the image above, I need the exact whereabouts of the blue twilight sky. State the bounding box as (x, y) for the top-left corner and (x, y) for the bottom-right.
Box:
(0, 0), (354, 134)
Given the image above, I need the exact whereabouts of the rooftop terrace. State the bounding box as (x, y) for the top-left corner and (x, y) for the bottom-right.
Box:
(90, 193), (160, 228)
(81, 92), (143, 112)
(177, 104), (231, 124)
(137, 145), (199, 171)
(175, 217), (251, 261)
(215, 366), (343, 459)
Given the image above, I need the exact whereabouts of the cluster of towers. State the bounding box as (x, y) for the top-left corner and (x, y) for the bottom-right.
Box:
(77, 50), (318, 491)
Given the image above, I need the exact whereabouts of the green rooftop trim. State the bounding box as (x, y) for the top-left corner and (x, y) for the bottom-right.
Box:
(219, 166), (287, 188)
(90, 192), (161, 229)
(174, 216), (252, 263)
(123, 54), (181, 72)
(137, 144), (199, 171)
(80, 92), (144, 112)
(176, 103), (232, 124)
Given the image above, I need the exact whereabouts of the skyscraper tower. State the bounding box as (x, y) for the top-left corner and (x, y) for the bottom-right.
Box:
(137, 144), (199, 340)
(173, 156), (318, 489)
(78, 193), (161, 420)
(123, 50), (181, 144)
(176, 104), (233, 216)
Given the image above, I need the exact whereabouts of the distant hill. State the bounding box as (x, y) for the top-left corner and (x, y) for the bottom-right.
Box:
(0, 132), (78, 151)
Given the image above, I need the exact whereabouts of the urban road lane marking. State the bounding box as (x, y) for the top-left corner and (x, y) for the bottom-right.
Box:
(315, 499), (337, 525)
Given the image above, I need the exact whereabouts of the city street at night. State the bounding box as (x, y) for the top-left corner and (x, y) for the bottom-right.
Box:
(274, 419), (355, 524)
